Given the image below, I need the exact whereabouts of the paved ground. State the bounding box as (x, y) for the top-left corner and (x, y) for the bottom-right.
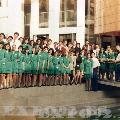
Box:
(0, 84), (119, 119)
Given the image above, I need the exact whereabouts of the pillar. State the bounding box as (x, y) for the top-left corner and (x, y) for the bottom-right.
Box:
(49, 0), (60, 42)
(76, 0), (85, 47)
(30, 0), (39, 39)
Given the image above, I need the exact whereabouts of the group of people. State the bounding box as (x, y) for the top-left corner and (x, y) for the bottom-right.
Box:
(0, 32), (120, 91)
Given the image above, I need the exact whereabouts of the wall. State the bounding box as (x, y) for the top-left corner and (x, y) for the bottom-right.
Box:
(30, 0), (85, 46)
(95, 0), (120, 34)
(0, 0), (24, 36)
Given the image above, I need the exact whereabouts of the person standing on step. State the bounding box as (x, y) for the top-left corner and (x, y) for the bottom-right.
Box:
(0, 42), (5, 89)
(3, 44), (12, 88)
(84, 53), (93, 91)
(31, 47), (38, 87)
(23, 47), (31, 87)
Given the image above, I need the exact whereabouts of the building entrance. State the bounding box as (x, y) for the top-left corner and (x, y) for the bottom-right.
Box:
(59, 33), (76, 43)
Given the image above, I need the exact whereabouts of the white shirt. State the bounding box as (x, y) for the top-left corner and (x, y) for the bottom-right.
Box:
(116, 53), (120, 61)
(92, 57), (100, 68)
(10, 38), (21, 51)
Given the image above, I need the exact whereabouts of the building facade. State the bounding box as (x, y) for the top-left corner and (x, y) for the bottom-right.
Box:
(0, 0), (85, 46)
(0, 0), (24, 37)
(95, 0), (120, 48)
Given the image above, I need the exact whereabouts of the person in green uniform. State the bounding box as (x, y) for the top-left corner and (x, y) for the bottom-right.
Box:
(29, 40), (35, 54)
(23, 48), (31, 87)
(62, 51), (71, 85)
(52, 51), (62, 86)
(84, 53), (93, 91)
(42, 47), (49, 86)
(52, 51), (63, 86)
(59, 51), (64, 85)
(99, 48), (107, 80)
(17, 46), (24, 87)
(38, 47), (48, 86)
(0, 42), (5, 89)
(4, 44), (12, 88)
(37, 47), (43, 86)
(11, 45), (19, 88)
(47, 48), (54, 86)
(106, 49), (115, 80)
(22, 38), (31, 53)
(30, 47), (38, 87)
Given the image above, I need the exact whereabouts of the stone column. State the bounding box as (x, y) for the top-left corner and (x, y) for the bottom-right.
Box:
(30, 0), (39, 39)
(49, 0), (60, 42)
(76, 0), (85, 47)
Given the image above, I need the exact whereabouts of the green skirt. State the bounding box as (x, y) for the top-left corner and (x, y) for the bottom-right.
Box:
(24, 63), (31, 74)
(100, 62), (106, 71)
(0, 61), (3, 73)
(48, 64), (54, 75)
(31, 61), (38, 74)
(54, 65), (62, 75)
(79, 63), (84, 72)
(2, 61), (12, 74)
(18, 62), (24, 73)
(61, 67), (71, 74)
(84, 74), (92, 80)
(12, 61), (18, 73)
(106, 62), (115, 72)
(38, 62), (48, 74)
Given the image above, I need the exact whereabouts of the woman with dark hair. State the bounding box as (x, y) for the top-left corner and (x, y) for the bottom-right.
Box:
(17, 46), (24, 87)
(29, 40), (35, 54)
(75, 43), (81, 54)
(0, 33), (6, 43)
(75, 51), (81, 84)
(38, 47), (48, 86)
(22, 38), (31, 53)
(37, 47), (43, 86)
(53, 50), (62, 85)
(99, 48), (107, 80)
(18, 37), (24, 44)
(47, 48), (54, 85)
(35, 39), (41, 48)
(0, 42), (5, 89)
(106, 48), (115, 80)
(3, 44), (12, 88)
(30, 47), (38, 87)
(84, 53), (93, 91)
(11, 45), (19, 88)
(62, 51), (71, 85)
(23, 47), (31, 87)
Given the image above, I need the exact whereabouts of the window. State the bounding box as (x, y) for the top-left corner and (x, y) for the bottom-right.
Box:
(24, 4), (31, 25)
(90, 0), (94, 19)
(39, 0), (49, 28)
(60, 0), (77, 27)
(24, 3), (31, 37)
